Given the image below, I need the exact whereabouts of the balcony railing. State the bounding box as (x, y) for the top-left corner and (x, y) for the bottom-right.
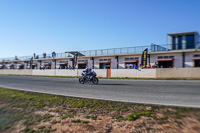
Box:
(0, 43), (199, 62)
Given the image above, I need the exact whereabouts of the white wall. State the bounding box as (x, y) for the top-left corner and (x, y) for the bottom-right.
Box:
(0, 69), (107, 77)
(88, 59), (93, 68)
(185, 52), (194, 68)
(56, 69), (78, 76)
(150, 54), (157, 66)
(118, 56), (125, 69)
(0, 70), (32, 75)
(111, 57), (117, 69)
(173, 53), (182, 68)
(93, 69), (107, 77)
(156, 68), (200, 78)
(185, 52), (200, 68)
(32, 70), (55, 76)
(111, 69), (157, 78)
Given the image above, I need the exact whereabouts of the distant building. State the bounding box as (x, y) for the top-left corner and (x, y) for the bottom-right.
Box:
(0, 31), (200, 69)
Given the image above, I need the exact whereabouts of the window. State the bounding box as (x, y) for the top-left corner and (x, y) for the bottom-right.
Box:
(59, 64), (68, 69)
(178, 36), (182, 49)
(194, 55), (200, 57)
(124, 57), (139, 60)
(99, 58), (111, 61)
(125, 62), (138, 69)
(99, 63), (110, 69)
(164, 56), (168, 59)
(158, 56), (174, 59)
(186, 35), (195, 49)
(78, 60), (88, 62)
(78, 64), (87, 69)
(60, 61), (68, 63)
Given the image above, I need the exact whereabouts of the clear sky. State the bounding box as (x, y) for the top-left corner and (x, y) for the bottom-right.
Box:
(0, 0), (200, 58)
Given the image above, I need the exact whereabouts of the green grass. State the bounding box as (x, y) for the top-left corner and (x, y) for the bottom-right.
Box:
(72, 119), (89, 124)
(22, 128), (38, 133)
(0, 107), (19, 131)
(127, 111), (152, 121)
(51, 120), (61, 124)
(72, 119), (81, 123)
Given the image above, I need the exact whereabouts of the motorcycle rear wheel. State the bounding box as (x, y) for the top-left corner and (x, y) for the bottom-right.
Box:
(79, 78), (84, 84)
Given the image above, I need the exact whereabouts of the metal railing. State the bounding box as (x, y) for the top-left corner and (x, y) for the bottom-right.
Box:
(0, 43), (199, 62)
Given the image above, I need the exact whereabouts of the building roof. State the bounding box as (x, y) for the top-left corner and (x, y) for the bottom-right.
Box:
(167, 31), (199, 36)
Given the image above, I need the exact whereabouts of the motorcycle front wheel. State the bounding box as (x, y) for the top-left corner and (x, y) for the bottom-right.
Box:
(92, 77), (99, 85)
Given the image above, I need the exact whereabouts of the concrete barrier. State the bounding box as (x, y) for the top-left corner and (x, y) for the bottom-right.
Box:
(0, 70), (32, 75)
(0, 68), (200, 78)
(93, 69), (107, 77)
(0, 69), (108, 77)
(56, 69), (78, 76)
(137, 69), (157, 78)
(32, 70), (55, 76)
(156, 68), (200, 78)
(111, 69), (156, 78)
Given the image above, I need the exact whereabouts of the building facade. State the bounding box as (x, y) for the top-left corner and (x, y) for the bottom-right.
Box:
(0, 31), (200, 69)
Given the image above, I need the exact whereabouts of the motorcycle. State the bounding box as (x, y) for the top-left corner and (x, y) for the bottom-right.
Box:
(79, 71), (99, 84)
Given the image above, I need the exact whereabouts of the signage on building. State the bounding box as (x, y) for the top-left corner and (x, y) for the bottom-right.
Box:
(73, 53), (78, 69)
(30, 57), (33, 69)
(141, 48), (148, 68)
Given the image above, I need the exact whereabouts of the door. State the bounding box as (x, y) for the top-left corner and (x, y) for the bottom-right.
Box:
(158, 61), (173, 68)
(194, 60), (200, 67)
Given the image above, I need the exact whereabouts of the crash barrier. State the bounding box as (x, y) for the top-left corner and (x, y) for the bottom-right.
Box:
(0, 68), (200, 78)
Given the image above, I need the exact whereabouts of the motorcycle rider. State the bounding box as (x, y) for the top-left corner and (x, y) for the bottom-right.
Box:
(83, 67), (92, 80)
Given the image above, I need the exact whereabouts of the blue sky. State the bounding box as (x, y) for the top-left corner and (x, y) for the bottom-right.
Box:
(0, 0), (199, 58)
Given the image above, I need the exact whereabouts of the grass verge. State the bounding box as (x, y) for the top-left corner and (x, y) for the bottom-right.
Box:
(0, 87), (200, 132)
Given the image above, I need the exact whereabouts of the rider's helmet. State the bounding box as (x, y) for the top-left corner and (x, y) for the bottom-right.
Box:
(88, 67), (92, 72)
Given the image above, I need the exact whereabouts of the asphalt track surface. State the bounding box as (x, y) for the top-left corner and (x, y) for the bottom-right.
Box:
(0, 75), (200, 108)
